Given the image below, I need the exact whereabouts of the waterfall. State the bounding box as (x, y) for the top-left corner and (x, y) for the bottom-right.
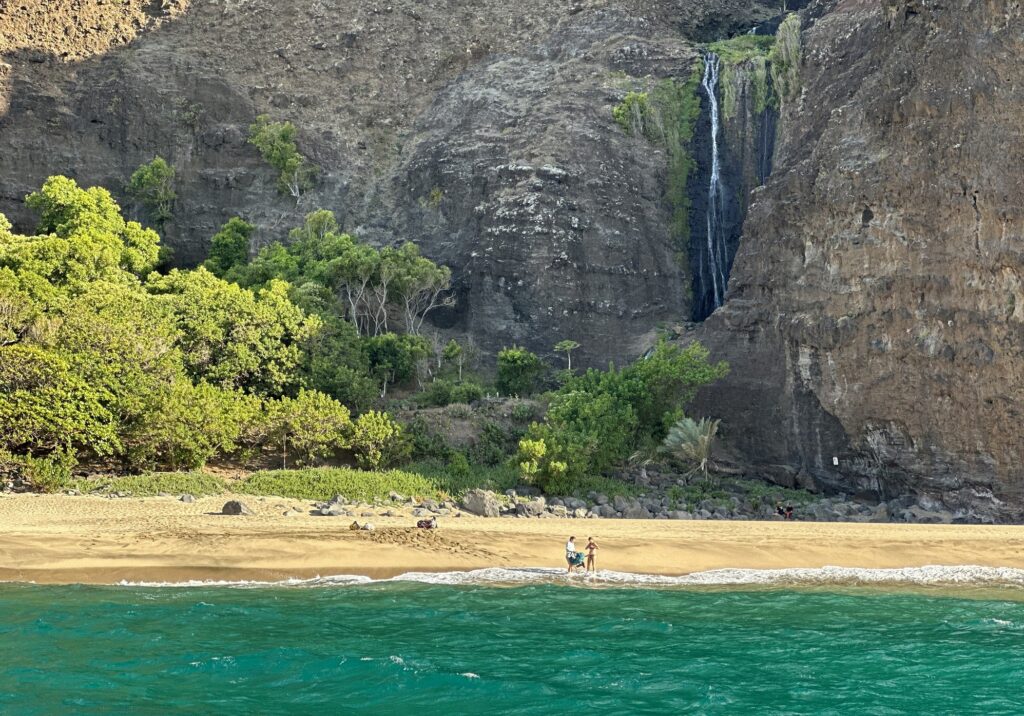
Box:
(701, 52), (728, 313)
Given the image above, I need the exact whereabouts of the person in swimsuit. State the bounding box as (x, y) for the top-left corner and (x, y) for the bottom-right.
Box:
(566, 536), (577, 573)
(585, 537), (598, 573)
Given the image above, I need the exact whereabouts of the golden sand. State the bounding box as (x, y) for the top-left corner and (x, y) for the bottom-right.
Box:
(2, 494), (1024, 584)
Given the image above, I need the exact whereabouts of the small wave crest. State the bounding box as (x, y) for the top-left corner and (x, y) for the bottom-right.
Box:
(115, 565), (1024, 590)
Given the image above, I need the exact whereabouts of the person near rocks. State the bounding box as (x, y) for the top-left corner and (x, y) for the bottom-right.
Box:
(776, 502), (786, 519)
(785, 505), (794, 520)
(585, 537), (598, 573)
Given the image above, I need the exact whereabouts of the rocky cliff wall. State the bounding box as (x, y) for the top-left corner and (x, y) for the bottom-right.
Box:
(0, 0), (778, 365)
(693, 0), (1024, 519)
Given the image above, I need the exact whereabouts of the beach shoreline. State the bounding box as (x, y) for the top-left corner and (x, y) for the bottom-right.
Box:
(2, 494), (1024, 586)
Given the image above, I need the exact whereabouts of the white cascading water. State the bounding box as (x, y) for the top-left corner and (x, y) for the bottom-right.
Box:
(701, 52), (728, 311)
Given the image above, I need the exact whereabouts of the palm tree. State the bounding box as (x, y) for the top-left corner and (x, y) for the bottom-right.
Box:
(661, 416), (721, 485)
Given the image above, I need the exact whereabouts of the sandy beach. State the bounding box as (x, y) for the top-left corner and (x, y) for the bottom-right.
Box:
(1, 493), (1024, 585)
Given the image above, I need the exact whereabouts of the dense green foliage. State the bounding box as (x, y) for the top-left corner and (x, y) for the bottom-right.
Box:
(519, 341), (728, 492)
(248, 115), (316, 199)
(126, 157), (176, 226)
(203, 217), (253, 278)
(214, 209), (451, 400)
(496, 346), (544, 396)
(0, 177), (405, 486)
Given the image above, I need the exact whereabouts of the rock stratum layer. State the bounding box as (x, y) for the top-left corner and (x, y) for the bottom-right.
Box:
(1, 0), (1022, 516)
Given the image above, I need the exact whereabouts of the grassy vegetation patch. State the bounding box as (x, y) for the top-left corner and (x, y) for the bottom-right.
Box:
(69, 471), (228, 496)
(235, 467), (442, 502)
(405, 460), (520, 497)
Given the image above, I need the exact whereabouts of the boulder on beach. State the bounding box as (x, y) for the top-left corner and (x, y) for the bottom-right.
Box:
(515, 497), (546, 518)
(180, 494), (195, 503)
(221, 500), (252, 515)
(461, 489), (500, 518)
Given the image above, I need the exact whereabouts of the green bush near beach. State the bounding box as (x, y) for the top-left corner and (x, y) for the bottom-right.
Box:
(69, 471), (227, 497)
(234, 467), (442, 502)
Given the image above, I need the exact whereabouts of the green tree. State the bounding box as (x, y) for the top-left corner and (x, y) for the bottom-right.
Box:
(125, 379), (260, 470)
(0, 345), (119, 457)
(301, 315), (378, 410)
(661, 416), (721, 485)
(350, 410), (407, 469)
(248, 114), (316, 200)
(265, 389), (352, 468)
(553, 339), (580, 371)
(497, 346), (543, 396)
(203, 217), (254, 278)
(365, 332), (430, 398)
(523, 340), (728, 484)
(442, 338), (464, 381)
(147, 268), (320, 396)
(10, 176), (160, 284)
(126, 156), (176, 226)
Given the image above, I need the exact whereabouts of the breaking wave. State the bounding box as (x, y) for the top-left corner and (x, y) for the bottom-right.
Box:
(116, 565), (1024, 590)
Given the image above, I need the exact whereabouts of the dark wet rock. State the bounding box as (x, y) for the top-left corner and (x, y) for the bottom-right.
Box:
(221, 500), (252, 515)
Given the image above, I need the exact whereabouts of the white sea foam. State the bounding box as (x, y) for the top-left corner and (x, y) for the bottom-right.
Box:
(112, 565), (1024, 590)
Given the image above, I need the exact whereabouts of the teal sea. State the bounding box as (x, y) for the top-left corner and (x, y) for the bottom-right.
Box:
(2, 573), (1024, 714)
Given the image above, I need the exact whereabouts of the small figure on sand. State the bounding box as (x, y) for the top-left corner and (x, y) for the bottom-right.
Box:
(565, 536), (585, 573)
(775, 502), (795, 520)
(585, 537), (598, 573)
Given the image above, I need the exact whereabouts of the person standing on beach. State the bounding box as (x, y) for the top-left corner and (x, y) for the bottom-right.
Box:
(566, 536), (577, 574)
(585, 537), (598, 573)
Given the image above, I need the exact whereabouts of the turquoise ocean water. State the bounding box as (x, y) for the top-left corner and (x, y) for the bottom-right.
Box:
(2, 571), (1024, 714)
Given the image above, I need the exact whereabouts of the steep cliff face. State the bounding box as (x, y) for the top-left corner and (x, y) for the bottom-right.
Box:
(694, 0), (1024, 518)
(4, 0), (1024, 513)
(0, 0), (778, 364)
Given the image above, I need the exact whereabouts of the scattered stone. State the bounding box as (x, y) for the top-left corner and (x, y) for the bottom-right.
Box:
(515, 497), (547, 517)
(668, 510), (692, 520)
(221, 500), (252, 515)
(360, 511), (375, 517)
(622, 504), (652, 520)
(388, 491), (404, 501)
(361, 522), (375, 531)
(572, 507), (589, 519)
(462, 489), (501, 517)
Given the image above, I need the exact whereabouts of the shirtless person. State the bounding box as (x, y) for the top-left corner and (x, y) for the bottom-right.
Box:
(585, 537), (599, 573)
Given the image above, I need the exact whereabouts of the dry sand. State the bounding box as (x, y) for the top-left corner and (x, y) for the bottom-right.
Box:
(2, 494), (1024, 585)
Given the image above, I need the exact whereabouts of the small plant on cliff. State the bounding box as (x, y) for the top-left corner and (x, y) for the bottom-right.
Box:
(248, 115), (317, 200)
(768, 13), (802, 105)
(612, 91), (651, 136)
(553, 339), (580, 372)
(126, 156), (176, 226)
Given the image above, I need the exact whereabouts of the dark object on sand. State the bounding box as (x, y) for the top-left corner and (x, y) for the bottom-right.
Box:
(417, 517), (438, 529)
(222, 500), (252, 515)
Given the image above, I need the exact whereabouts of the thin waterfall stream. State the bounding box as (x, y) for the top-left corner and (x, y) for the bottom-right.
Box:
(700, 51), (728, 314)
